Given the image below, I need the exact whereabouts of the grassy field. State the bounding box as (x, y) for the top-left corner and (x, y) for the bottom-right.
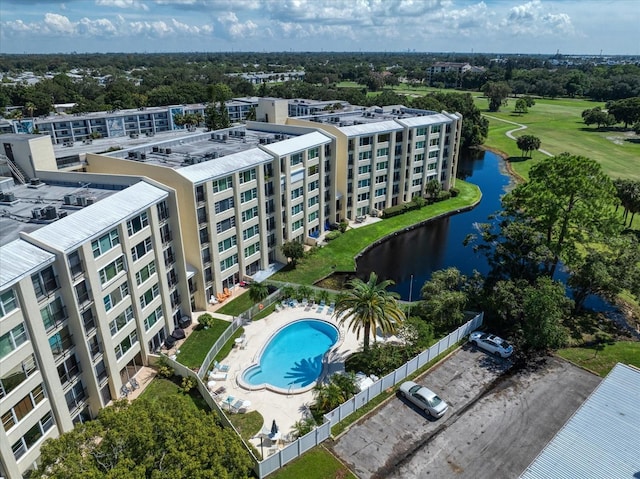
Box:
(557, 341), (640, 377)
(268, 447), (356, 479)
(477, 97), (640, 182)
(175, 319), (232, 368)
(272, 179), (481, 284)
(139, 377), (209, 410)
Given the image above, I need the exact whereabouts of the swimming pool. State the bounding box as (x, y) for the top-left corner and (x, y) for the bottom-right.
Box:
(240, 319), (339, 393)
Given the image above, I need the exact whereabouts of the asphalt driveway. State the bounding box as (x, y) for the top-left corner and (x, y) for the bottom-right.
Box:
(331, 347), (601, 479)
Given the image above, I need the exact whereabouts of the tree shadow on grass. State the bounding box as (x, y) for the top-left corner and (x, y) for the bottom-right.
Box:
(507, 156), (531, 163)
(625, 138), (640, 144)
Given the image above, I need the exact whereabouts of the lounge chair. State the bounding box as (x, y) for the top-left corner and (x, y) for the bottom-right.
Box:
(224, 287), (232, 297)
(209, 370), (228, 380)
(214, 360), (230, 372)
(275, 303), (282, 312)
(216, 292), (226, 303)
(231, 399), (251, 413)
(130, 377), (140, 389)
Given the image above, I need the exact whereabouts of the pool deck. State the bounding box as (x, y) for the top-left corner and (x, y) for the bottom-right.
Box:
(207, 303), (363, 453)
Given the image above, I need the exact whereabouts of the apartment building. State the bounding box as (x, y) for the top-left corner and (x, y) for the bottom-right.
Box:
(0, 178), (191, 478)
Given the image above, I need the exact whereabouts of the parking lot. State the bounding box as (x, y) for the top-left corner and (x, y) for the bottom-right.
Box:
(331, 347), (601, 479)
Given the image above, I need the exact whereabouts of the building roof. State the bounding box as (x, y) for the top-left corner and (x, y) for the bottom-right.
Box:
(0, 239), (55, 289)
(260, 131), (331, 156)
(338, 120), (403, 136)
(26, 181), (168, 253)
(519, 363), (640, 479)
(396, 112), (459, 128)
(177, 148), (273, 184)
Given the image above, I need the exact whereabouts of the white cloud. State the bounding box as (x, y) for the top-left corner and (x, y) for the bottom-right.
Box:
(96, 0), (149, 10)
(43, 13), (75, 34)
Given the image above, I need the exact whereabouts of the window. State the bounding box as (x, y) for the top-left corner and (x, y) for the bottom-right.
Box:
(40, 297), (66, 332)
(376, 174), (388, 184)
(68, 251), (83, 277)
(11, 410), (54, 460)
(429, 137), (440, 146)
(238, 168), (256, 183)
(429, 150), (439, 159)
(358, 179), (371, 188)
(290, 152), (303, 167)
(98, 256), (126, 285)
(144, 306), (163, 331)
(0, 289), (18, 317)
(376, 147), (389, 157)
(378, 133), (390, 143)
(32, 266), (58, 298)
(358, 165), (371, 175)
(358, 151), (372, 161)
(290, 186), (304, 200)
(91, 228), (120, 257)
(307, 180), (319, 192)
(115, 331), (138, 360)
(291, 203), (303, 216)
(3, 384), (46, 432)
(131, 237), (153, 261)
(135, 261), (156, 286)
(414, 153), (425, 162)
(357, 192), (370, 202)
(212, 176), (233, 193)
(157, 200), (169, 221)
(197, 206), (207, 224)
(308, 211), (318, 222)
(414, 166), (424, 174)
(0, 354), (37, 399)
(0, 323), (28, 359)
(127, 211), (149, 236)
(416, 127), (427, 136)
(220, 254), (238, 272)
(412, 178), (423, 186)
(57, 354), (81, 386)
(109, 306), (134, 336)
(140, 283), (160, 309)
(308, 147), (319, 159)
(415, 141), (425, 149)
(308, 164), (319, 176)
(218, 236), (237, 253)
(292, 219), (303, 231)
(216, 217), (236, 234)
(241, 206), (258, 222)
(376, 161), (388, 171)
(103, 282), (129, 312)
(240, 188), (257, 203)
(375, 187), (387, 197)
(431, 124), (441, 134)
(214, 197), (234, 213)
(199, 227), (209, 244)
(308, 196), (318, 207)
(244, 242), (260, 258)
(428, 162), (437, 170)
(195, 184), (206, 202)
(243, 225), (259, 240)
(359, 136), (373, 146)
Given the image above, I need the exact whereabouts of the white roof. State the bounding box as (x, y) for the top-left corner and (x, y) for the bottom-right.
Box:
(520, 363), (640, 479)
(178, 148), (273, 184)
(27, 181), (168, 253)
(339, 120), (403, 136)
(396, 113), (458, 128)
(261, 131), (331, 157)
(0, 239), (55, 289)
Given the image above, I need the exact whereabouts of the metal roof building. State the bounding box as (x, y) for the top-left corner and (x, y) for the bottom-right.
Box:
(519, 363), (640, 479)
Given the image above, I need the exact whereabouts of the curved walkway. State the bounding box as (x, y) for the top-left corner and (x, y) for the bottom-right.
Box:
(483, 114), (553, 157)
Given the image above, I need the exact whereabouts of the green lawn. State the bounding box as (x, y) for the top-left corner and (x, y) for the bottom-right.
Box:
(272, 180), (481, 285)
(557, 341), (640, 377)
(479, 97), (640, 182)
(176, 319), (232, 368)
(268, 447), (356, 479)
(139, 377), (209, 410)
(217, 291), (255, 316)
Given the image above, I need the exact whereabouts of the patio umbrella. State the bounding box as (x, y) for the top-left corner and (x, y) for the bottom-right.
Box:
(271, 419), (278, 435)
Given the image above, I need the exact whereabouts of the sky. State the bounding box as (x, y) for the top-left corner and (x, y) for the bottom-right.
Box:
(0, 0), (638, 56)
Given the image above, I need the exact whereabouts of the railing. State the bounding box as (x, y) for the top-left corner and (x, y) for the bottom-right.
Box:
(197, 315), (245, 380)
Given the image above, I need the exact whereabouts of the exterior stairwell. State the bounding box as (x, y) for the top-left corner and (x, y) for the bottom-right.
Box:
(0, 154), (28, 185)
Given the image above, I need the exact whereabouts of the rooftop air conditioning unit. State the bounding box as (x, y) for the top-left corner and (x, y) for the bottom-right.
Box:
(76, 196), (88, 207)
(165, 148), (172, 154)
(64, 194), (75, 205)
(86, 197), (96, 205)
(31, 208), (43, 219)
(44, 205), (57, 220)
(3, 192), (16, 202)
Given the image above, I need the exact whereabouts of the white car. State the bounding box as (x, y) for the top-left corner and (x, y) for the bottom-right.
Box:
(469, 331), (514, 358)
(398, 381), (449, 418)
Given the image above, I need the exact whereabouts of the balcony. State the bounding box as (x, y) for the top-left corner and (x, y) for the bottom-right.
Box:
(69, 261), (84, 278)
(164, 253), (176, 267)
(66, 388), (88, 414)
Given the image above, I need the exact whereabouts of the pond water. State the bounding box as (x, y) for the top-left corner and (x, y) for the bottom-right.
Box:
(356, 149), (512, 300)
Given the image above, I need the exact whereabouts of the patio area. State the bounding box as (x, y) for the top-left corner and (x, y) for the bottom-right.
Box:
(204, 303), (363, 455)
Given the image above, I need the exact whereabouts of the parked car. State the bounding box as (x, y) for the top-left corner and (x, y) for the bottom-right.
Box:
(398, 381), (449, 418)
(469, 331), (514, 358)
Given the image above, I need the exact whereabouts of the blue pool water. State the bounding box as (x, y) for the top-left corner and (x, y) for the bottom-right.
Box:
(242, 320), (339, 390)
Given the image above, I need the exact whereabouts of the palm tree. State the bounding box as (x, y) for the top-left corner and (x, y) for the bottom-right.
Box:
(248, 281), (269, 303)
(333, 272), (405, 352)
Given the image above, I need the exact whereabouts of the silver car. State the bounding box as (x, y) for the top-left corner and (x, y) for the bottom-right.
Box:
(469, 330), (514, 358)
(398, 381), (449, 418)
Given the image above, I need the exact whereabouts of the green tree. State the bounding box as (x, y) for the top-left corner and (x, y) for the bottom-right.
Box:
(31, 395), (253, 479)
(482, 81), (512, 112)
(281, 241), (304, 267)
(516, 134), (541, 158)
(606, 97), (640, 128)
(502, 154), (620, 278)
(514, 98), (528, 114)
(581, 107), (615, 128)
(424, 178), (442, 202)
(334, 272), (405, 352)
(248, 281), (269, 303)
(419, 268), (468, 329)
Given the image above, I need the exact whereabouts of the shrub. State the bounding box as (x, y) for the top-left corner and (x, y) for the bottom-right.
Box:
(450, 188), (460, 198)
(339, 220), (348, 233)
(156, 355), (175, 378)
(198, 313), (215, 328)
(325, 230), (341, 241)
(436, 190), (451, 202)
(180, 375), (197, 393)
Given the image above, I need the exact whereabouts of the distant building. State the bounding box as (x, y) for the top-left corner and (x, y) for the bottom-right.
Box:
(427, 62), (484, 87)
